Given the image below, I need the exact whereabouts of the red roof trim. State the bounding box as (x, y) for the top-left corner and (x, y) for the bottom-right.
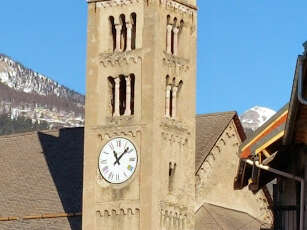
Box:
(240, 112), (288, 158)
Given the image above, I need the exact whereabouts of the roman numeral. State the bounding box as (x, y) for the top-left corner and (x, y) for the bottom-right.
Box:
(108, 172), (114, 180)
(103, 151), (110, 155)
(116, 140), (121, 147)
(129, 157), (136, 162)
(109, 143), (114, 150)
(102, 166), (109, 172)
(123, 172), (128, 178)
(128, 148), (134, 153)
(116, 173), (120, 181)
(100, 160), (107, 164)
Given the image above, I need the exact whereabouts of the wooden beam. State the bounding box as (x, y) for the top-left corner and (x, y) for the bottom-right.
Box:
(262, 149), (271, 158)
(0, 212), (82, 222)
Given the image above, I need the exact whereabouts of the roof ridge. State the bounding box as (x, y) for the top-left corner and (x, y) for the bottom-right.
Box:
(0, 127), (84, 140)
(196, 111), (236, 118)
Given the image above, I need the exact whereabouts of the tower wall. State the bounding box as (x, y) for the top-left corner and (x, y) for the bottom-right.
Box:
(83, 1), (197, 229)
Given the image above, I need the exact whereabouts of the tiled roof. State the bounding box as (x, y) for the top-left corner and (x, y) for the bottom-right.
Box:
(195, 203), (262, 230)
(0, 128), (84, 230)
(0, 112), (246, 229)
(195, 111), (237, 173)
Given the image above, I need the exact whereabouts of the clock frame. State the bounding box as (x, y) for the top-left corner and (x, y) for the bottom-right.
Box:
(98, 137), (138, 184)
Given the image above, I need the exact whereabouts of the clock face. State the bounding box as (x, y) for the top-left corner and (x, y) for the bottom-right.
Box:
(98, 137), (138, 184)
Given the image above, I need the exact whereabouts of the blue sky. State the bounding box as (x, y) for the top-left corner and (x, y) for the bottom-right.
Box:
(0, 1), (306, 115)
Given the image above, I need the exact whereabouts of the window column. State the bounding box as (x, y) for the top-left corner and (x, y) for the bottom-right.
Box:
(125, 75), (131, 116)
(115, 24), (122, 52)
(165, 85), (172, 118)
(172, 86), (178, 118)
(166, 24), (173, 54)
(173, 27), (179, 56)
(114, 77), (120, 116)
(126, 23), (132, 51)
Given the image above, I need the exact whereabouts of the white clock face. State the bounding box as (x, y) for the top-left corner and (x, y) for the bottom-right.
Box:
(98, 137), (138, 184)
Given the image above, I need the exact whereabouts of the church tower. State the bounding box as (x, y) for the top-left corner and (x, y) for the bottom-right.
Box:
(83, 0), (198, 229)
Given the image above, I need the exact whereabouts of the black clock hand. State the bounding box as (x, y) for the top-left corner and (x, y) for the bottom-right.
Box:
(114, 147), (129, 165)
(113, 151), (119, 162)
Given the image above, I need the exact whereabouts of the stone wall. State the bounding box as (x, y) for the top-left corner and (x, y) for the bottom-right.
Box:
(195, 120), (273, 225)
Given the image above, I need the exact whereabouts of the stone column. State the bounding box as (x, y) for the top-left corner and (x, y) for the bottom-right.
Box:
(166, 214), (171, 230)
(172, 86), (178, 118)
(125, 76), (131, 116)
(126, 23), (132, 51)
(115, 24), (122, 52)
(167, 24), (173, 54)
(161, 211), (167, 230)
(114, 77), (120, 116)
(173, 27), (179, 56)
(165, 85), (171, 118)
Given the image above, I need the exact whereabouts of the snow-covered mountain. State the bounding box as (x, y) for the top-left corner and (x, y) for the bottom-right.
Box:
(240, 106), (276, 137)
(0, 54), (84, 102)
(0, 54), (84, 129)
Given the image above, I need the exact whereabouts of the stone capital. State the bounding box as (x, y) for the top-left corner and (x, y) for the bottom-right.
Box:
(173, 27), (180, 34)
(167, 24), (173, 32)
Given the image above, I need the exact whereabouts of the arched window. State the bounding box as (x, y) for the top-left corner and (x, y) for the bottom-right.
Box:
(109, 16), (116, 51)
(119, 14), (127, 52)
(171, 18), (177, 55)
(108, 77), (115, 115)
(131, 13), (137, 50)
(178, 20), (184, 55)
(130, 74), (135, 115)
(178, 80), (183, 91)
(119, 75), (126, 115)
(165, 75), (171, 117)
(166, 16), (173, 54)
(169, 162), (176, 192)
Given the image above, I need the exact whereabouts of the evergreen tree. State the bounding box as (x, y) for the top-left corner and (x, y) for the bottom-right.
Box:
(0, 114), (50, 135)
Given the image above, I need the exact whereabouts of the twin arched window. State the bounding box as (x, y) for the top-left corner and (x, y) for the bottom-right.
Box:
(109, 13), (137, 52)
(165, 76), (183, 119)
(108, 74), (135, 117)
(166, 16), (184, 56)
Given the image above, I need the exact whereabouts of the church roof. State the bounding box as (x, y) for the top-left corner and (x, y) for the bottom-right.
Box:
(195, 111), (245, 173)
(0, 112), (246, 229)
(195, 203), (262, 230)
(0, 128), (83, 229)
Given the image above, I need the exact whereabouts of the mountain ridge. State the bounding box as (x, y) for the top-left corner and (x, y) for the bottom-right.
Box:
(0, 53), (84, 130)
(239, 106), (276, 137)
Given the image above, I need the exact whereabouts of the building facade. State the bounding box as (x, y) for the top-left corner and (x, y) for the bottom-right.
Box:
(234, 43), (307, 230)
(83, 0), (197, 229)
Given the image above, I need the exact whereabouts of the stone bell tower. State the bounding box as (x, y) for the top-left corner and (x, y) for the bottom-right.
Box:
(83, 0), (198, 229)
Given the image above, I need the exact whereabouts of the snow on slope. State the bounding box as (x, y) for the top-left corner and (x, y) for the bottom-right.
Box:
(240, 106), (276, 136)
(0, 54), (84, 104)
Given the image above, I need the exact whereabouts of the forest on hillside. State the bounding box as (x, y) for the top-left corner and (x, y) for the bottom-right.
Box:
(0, 82), (84, 116)
(0, 113), (49, 136)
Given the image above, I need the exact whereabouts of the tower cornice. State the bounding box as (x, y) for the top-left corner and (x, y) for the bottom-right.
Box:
(86, 0), (198, 11)
(87, 0), (140, 7)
